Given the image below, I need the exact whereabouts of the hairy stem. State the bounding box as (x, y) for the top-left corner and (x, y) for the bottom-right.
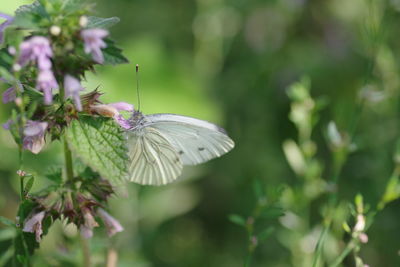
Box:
(81, 237), (91, 267)
(63, 136), (74, 182)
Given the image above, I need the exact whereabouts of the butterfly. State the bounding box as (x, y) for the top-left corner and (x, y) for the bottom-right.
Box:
(126, 110), (235, 185)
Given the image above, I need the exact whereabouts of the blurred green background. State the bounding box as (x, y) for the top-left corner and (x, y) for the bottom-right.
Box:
(1, 0), (400, 266)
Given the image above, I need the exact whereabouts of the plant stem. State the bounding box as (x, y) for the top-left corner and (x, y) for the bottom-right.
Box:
(244, 254), (252, 267)
(80, 237), (91, 267)
(63, 136), (74, 182)
(329, 240), (356, 267)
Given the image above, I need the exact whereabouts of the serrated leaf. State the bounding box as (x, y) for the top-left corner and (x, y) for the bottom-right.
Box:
(228, 214), (246, 227)
(0, 216), (14, 227)
(103, 39), (129, 65)
(87, 16), (120, 29)
(44, 166), (62, 185)
(13, 1), (48, 29)
(65, 116), (129, 184)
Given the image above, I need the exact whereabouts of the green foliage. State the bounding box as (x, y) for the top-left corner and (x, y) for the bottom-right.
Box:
(44, 166), (62, 185)
(13, 1), (48, 29)
(87, 16), (120, 29)
(103, 39), (129, 65)
(228, 214), (246, 227)
(65, 116), (129, 184)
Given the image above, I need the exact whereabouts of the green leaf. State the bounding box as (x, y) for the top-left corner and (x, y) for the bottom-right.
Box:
(258, 226), (274, 241)
(261, 207), (285, 219)
(13, 1), (48, 29)
(253, 179), (264, 199)
(0, 216), (14, 227)
(44, 166), (62, 185)
(0, 48), (13, 69)
(228, 214), (246, 227)
(0, 66), (14, 82)
(65, 116), (129, 184)
(102, 39), (129, 65)
(23, 177), (34, 196)
(87, 16), (120, 29)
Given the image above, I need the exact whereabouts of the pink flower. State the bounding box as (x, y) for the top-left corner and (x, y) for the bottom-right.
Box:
(37, 69), (58, 105)
(18, 36), (53, 70)
(0, 13), (13, 44)
(81, 29), (108, 64)
(80, 207), (99, 239)
(97, 208), (124, 237)
(64, 75), (85, 111)
(22, 211), (46, 242)
(90, 102), (133, 129)
(2, 86), (16, 103)
(2, 119), (12, 130)
(23, 120), (48, 154)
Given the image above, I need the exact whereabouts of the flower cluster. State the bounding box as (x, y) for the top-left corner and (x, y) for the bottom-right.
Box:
(19, 36), (57, 104)
(22, 178), (123, 242)
(0, 13), (129, 154)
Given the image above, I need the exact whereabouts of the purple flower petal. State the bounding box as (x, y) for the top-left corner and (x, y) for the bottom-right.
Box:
(37, 69), (58, 105)
(0, 13), (13, 44)
(109, 102), (134, 112)
(23, 120), (48, 154)
(81, 29), (108, 64)
(18, 36), (53, 70)
(2, 86), (16, 103)
(80, 225), (93, 239)
(97, 208), (124, 237)
(64, 75), (85, 111)
(114, 114), (131, 129)
(2, 119), (12, 130)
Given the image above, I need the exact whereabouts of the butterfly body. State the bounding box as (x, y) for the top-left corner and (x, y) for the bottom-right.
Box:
(126, 111), (234, 185)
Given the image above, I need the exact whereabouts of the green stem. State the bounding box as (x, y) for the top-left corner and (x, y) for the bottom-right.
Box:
(329, 240), (356, 267)
(80, 237), (91, 267)
(244, 254), (252, 267)
(63, 136), (74, 182)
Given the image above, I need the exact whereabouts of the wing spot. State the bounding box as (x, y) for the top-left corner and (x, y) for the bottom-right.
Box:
(198, 147), (205, 151)
(178, 150), (184, 155)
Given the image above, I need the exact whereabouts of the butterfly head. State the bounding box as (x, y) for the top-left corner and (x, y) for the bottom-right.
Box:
(128, 110), (146, 130)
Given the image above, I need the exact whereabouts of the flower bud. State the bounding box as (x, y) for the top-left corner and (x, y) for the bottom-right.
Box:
(14, 97), (23, 107)
(354, 214), (366, 232)
(359, 232), (369, 243)
(13, 63), (21, 72)
(50, 25), (61, 36)
(8, 46), (16, 55)
(79, 16), (88, 27)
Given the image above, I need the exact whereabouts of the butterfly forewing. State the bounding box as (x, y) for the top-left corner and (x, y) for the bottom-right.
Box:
(145, 114), (235, 166)
(127, 127), (183, 185)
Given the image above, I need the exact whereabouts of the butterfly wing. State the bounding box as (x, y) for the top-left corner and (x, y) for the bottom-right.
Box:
(145, 114), (235, 165)
(127, 126), (183, 185)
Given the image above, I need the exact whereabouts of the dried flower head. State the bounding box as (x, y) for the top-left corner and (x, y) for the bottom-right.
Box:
(22, 211), (46, 242)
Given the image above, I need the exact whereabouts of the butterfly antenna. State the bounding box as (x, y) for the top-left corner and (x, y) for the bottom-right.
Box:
(136, 64), (141, 111)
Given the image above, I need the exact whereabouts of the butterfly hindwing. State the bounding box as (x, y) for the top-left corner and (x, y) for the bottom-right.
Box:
(127, 127), (183, 185)
(145, 114), (235, 166)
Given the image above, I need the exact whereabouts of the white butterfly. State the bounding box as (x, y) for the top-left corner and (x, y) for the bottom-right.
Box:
(126, 111), (235, 185)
